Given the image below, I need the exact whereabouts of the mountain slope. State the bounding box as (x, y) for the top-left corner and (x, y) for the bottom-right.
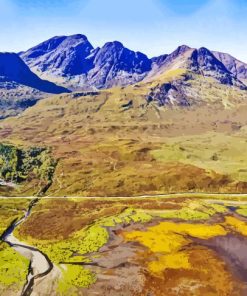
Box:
(20, 35), (247, 91)
(86, 41), (152, 88)
(150, 46), (246, 89)
(20, 35), (152, 90)
(0, 52), (69, 93)
(20, 34), (94, 77)
(213, 51), (247, 83)
(1, 72), (247, 196)
(0, 52), (70, 118)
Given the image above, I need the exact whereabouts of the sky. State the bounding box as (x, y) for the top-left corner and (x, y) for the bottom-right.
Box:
(1, 0), (247, 62)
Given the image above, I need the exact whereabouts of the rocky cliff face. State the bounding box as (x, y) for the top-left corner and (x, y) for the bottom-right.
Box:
(86, 41), (152, 88)
(20, 36), (152, 90)
(20, 35), (247, 91)
(150, 46), (246, 89)
(213, 51), (247, 83)
(20, 34), (94, 76)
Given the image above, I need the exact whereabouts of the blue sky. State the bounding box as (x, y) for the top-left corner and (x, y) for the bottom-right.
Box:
(1, 0), (247, 62)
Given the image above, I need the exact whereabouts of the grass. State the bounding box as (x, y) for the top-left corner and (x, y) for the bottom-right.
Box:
(0, 69), (247, 196)
(0, 242), (29, 291)
(151, 131), (247, 182)
(0, 199), (31, 292)
(1, 196), (247, 294)
(236, 207), (247, 217)
(141, 199), (228, 221)
(0, 198), (30, 236)
(58, 265), (96, 295)
(13, 200), (153, 293)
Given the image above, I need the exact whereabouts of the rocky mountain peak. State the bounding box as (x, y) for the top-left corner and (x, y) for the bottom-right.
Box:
(20, 34), (94, 76)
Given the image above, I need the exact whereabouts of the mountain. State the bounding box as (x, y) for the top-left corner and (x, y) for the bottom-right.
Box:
(1, 34), (246, 118)
(0, 52), (70, 118)
(150, 45), (246, 89)
(0, 52), (69, 93)
(20, 35), (247, 91)
(20, 34), (94, 77)
(1, 38), (247, 197)
(20, 35), (152, 90)
(86, 41), (152, 89)
(213, 51), (247, 83)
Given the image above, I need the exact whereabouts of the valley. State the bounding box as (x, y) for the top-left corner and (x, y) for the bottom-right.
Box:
(2, 195), (247, 295)
(1, 33), (247, 295)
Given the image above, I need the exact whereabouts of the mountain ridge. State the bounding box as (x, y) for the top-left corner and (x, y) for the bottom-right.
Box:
(0, 34), (247, 118)
(20, 35), (152, 90)
(19, 34), (247, 91)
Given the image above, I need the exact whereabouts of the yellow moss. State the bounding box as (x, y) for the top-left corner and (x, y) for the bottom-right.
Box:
(124, 221), (227, 275)
(183, 224), (227, 239)
(58, 265), (96, 295)
(126, 230), (186, 253)
(125, 221), (227, 248)
(148, 251), (190, 274)
(0, 242), (29, 289)
(224, 216), (247, 235)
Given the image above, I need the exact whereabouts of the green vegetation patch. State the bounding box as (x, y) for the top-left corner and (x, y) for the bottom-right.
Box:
(0, 242), (29, 290)
(150, 132), (247, 182)
(15, 207), (152, 293)
(236, 206), (247, 217)
(58, 265), (96, 295)
(0, 143), (56, 184)
(157, 208), (210, 220)
(0, 198), (30, 235)
(145, 201), (228, 221)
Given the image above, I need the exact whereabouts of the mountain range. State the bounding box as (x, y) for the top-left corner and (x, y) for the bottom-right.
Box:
(1, 34), (247, 197)
(1, 33), (247, 118)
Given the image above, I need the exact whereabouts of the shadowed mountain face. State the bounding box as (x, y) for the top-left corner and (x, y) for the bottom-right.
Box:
(20, 35), (247, 91)
(0, 52), (69, 94)
(86, 41), (152, 88)
(20, 35), (152, 90)
(0, 52), (70, 118)
(20, 34), (94, 76)
(190, 47), (239, 86)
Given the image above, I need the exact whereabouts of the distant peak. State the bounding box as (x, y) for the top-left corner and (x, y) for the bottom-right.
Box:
(168, 44), (191, 59)
(49, 34), (88, 39)
(103, 41), (124, 48)
(178, 45), (191, 51)
(66, 34), (89, 41)
(198, 47), (211, 53)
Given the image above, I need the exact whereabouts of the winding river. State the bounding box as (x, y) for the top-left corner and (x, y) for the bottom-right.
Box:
(0, 198), (53, 296)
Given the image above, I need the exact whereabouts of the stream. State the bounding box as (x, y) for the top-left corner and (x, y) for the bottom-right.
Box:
(0, 198), (53, 296)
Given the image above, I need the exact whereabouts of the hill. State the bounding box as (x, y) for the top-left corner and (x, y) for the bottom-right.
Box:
(1, 66), (247, 196)
(0, 52), (70, 118)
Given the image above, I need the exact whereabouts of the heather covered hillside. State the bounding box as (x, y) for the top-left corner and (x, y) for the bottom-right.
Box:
(1, 0), (247, 295)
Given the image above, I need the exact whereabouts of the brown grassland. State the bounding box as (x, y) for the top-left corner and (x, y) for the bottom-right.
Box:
(0, 70), (247, 196)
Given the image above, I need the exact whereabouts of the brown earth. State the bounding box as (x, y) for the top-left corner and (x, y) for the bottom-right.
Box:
(17, 198), (182, 240)
(82, 222), (247, 296)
